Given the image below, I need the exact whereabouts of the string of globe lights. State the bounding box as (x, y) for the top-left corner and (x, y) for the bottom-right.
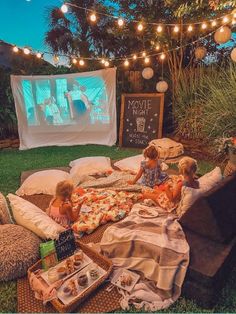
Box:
(11, 6), (236, 69)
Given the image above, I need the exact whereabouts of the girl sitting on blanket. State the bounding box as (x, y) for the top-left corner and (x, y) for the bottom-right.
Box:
(143, 157), (199, 210)
(47, 180), (82, 227)
(128, 145), (168, 188)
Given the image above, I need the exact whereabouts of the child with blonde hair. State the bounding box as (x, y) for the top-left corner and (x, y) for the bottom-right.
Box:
(143, 156), (199, 208)
(129, 145), (168, 188)
(47, 180), (82, 227)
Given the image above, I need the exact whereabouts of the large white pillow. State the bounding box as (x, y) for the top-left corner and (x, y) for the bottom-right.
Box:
(7, 194), (65, 239)
(177, 186), (203, 217)
(114, 155), (144, 173)
(198, 167), (223, 193)
(114, 154), (169, 173)
(69, 157), (113, 185)
(69, 156), (111, 169)
(16, 170), (70, 196)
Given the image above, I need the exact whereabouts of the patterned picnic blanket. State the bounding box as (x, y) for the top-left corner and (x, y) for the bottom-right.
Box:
(71, 189), (142, 236)
(100, 203), (189, 311)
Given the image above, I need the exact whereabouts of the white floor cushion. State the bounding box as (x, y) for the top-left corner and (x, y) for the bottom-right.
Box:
(7, 194), (65, 239)
(16, 170), (70, 196)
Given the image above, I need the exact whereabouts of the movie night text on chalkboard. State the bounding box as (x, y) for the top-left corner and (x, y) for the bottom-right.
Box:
(119, 93), (164, 148)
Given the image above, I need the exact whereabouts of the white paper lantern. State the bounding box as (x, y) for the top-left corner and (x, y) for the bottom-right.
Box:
(214, 26), (232, 44)
(156, 81), (168, 93)
(195, 46), (207, 60)
(231, 48), (236, 62)
(142, 67), (154, 80)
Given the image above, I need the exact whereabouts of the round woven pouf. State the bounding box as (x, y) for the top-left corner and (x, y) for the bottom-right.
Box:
(0, 224), (41, 281)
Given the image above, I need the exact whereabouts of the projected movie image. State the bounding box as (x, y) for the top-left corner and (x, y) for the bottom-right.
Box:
(22, 76), (110, 127)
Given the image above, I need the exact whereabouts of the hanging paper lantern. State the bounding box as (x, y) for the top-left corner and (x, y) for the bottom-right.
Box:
(214, 26), (232, 44)
(231, 48), (236, 62)
(194, 47), (207, 60)
(142, 67), (154, 80)
(156, 81), (168, 93)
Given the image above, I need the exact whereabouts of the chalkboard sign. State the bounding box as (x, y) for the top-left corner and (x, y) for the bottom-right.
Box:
(55, 229), (76, 261)
(119, 93), (164, 148)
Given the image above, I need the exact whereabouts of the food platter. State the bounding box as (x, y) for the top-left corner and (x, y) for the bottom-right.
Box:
(40, 250), (92, 285)
(111, 268), (140, 292)
(57, 263), (106, 305)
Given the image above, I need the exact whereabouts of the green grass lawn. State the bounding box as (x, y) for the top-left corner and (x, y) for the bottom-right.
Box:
(0, 144), (235, 313)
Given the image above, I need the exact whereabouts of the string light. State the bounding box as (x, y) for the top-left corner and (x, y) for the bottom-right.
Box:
(90, 13), (97, 22)
(61, 4), (68, 13)
(137, 23), (144, 32)
(104, 60), (110, 67)
(79, 59), (85, 66)
(223, 16), (229, 23)
(144, 57), (150, 64)
(232, 19), (236, 25)
(160, 53), (166, 60)
(53, 55), (59, 64)
(155, 44), (161, 50)
(23, 47), (30, 55)
(173, 25), (180, 33)
(13, 46), (19, 53)
(234, 13), (236, 18)
(133, 54), (137, 60)
(101, 58), (105, 64)
(142, 51), (146, 57)
(201, 22), (207, 29)
(124, 59), (129, 67)
(211, 20), (217, 27)
(36, 52), (42, 59)
(72, 58), (77, 64)
(117, 18), (124, 27)
(157, 25), (163, 33)
(187, 25), (193, 32)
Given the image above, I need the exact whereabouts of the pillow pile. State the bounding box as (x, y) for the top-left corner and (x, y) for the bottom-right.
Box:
(69, 156), (113, 185)
(16, 170), (70, 196)
(8, 194), (64, 239)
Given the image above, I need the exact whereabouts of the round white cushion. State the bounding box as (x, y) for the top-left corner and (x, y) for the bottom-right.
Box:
(0, 224), (41, 281)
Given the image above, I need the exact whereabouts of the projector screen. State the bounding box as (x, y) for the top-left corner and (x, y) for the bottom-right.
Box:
(11, 68), (117, 150)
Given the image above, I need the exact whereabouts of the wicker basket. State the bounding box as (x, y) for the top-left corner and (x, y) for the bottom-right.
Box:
(28, 241), (113, 313)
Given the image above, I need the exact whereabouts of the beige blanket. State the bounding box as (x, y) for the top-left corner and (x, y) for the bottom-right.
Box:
(100, 204), (189, 310)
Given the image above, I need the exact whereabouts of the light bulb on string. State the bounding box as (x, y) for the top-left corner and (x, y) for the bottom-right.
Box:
(79, 59), (85, 66)
(36, 52), (42, 59)
(90, 13), (97, 22)
(157, 25), (163, 33)
(72, 58), (77, 64)
(23, 47), (31, 55)
(173, 25), (179, 33)
(53, 55), (59, 64)
(101, 58), (105, 64)
(211, 20), (217, 27)
(144, 57), (150, 64)
(160, 53), (166, 61)
(201, 22), (207, 30)
(187, 25), (193, 32)
(13, 46), (19, 53)
(133, 54), (137, 60)
(137, 23), (144, 32)
(104, 60), (110, 67)
(124, 59), (129, 67)
(155, 44), (161, 50)
(61, 4), (68, 13)
(117, 18), (124, 27)
(233, 12), (236, 18)
(223, 16), (229, 23)
(232, 19), (236, 25)
(142, 51), (146, 57)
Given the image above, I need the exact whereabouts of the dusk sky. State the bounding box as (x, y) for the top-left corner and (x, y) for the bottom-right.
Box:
(0, 0), (62, 61)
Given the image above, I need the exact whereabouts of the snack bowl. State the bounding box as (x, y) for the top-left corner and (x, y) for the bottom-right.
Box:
(74, 252), (84, 262)
(77, 274), (88, 287)
(89, 268), (99, 280)
(57, 266), (67, 278)
(62, 285), (72, 297)
(74, 260), (82, 269)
